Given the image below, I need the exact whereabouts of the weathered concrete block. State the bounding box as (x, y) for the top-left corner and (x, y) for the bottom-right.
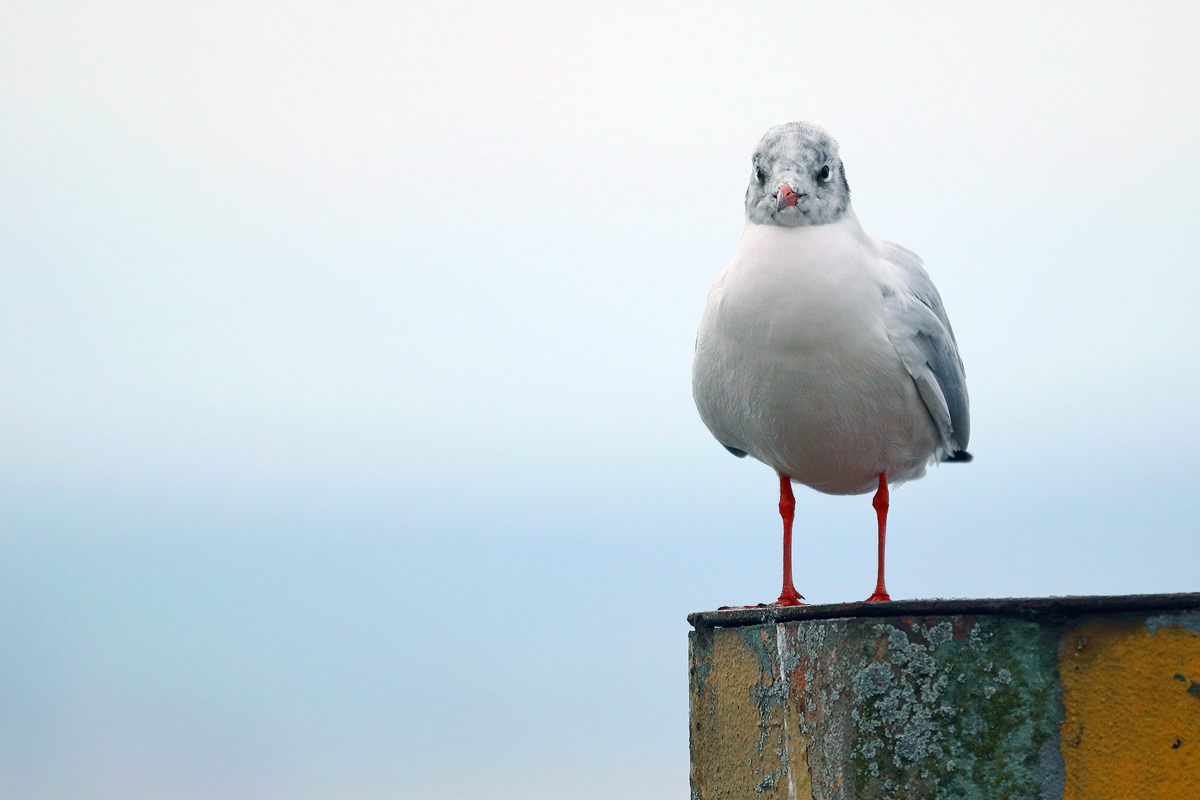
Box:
(688, 594), (1200, 800)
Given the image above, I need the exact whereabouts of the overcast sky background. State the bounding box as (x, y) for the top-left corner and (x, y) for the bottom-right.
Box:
(1, 2), (1198, 798)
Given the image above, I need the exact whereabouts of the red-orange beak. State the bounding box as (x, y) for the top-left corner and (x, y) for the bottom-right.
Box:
(776, 183), (803, 211)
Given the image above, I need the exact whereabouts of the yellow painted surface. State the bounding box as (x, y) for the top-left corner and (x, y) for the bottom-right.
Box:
(689, 627), (811, 799)
(1060, 617), (1200, 800)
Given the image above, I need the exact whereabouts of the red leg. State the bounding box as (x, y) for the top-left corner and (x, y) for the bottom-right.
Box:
(866, 472), (891, 602)
(774, 474), (804, 606)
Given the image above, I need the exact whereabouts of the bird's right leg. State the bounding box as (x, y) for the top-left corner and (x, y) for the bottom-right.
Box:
(774, 474), (804, 606)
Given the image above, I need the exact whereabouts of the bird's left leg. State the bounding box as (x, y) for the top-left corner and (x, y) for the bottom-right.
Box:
(865, 472), (892, 602)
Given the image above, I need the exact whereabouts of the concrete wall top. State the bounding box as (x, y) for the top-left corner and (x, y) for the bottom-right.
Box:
(689, 592), (1200, 629)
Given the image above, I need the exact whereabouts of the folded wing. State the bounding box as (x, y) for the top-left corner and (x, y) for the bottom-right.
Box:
(877, 240), (971, 460)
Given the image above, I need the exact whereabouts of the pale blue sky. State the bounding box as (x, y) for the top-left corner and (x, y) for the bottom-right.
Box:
(1, 2), (1198, 798)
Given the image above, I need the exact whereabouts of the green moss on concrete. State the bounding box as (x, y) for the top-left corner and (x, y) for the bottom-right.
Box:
(841, 617), (1063, 800)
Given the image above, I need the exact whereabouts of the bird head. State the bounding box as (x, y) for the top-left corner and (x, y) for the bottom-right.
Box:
(745, 122), (850, 227)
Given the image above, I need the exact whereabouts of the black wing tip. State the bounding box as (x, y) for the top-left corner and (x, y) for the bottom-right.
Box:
(943, 450), (973, 463)
(723, 445), (748, 458)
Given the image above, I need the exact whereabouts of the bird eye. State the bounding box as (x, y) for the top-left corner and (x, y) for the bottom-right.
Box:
(817, 165), (831, 183)
(755, 165), (766, 184)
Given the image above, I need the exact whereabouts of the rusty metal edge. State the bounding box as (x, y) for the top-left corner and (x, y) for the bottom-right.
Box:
(687, 592), (1200, 629)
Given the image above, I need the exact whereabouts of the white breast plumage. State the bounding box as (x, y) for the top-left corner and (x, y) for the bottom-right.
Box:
(693, 213), (940, 496)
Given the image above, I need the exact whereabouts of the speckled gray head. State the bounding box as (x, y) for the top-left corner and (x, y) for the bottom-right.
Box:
(745, 121), (851, 227)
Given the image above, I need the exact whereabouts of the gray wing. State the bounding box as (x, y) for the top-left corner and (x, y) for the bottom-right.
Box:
(877, 240), (971, 458)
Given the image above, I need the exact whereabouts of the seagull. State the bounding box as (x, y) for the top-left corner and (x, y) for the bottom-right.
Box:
(692, 122), (971, 605)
